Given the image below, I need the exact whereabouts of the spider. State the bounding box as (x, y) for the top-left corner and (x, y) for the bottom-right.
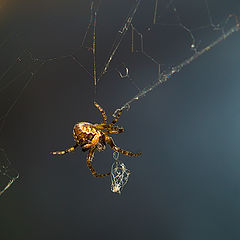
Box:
(50, 102), (141, 177)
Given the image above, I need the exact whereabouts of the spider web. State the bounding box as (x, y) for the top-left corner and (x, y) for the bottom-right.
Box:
(0, 147), (19, 196)
(0, 0), (239, 195)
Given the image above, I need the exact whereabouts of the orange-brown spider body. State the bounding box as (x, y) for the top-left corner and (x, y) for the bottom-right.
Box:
(73, 122), (106, 152)
(51, 102), (141, 177)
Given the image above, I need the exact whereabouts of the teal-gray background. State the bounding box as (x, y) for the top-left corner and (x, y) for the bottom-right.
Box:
(1, 0), (240, 239)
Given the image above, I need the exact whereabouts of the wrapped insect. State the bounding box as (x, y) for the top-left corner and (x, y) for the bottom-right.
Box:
(111, 152), (131, 194)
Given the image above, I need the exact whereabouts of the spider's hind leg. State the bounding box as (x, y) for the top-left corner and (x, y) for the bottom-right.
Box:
(87, 148), (110, 177)
(50, 144), (79, 155)
(105, 136), (141, 157)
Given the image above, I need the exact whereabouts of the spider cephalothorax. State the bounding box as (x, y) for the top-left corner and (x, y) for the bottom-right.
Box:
(51, 102), (141, 177)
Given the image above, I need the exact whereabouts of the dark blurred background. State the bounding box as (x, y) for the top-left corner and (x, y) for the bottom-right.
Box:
(1, 0), (240, 239)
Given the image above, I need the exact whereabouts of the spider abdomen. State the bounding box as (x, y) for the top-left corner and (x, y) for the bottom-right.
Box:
(73, 122), (105, 151)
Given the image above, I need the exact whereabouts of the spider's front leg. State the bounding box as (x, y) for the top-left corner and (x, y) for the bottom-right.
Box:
(94, 101), (107, 124)
(86, 148), (110, 178)
(106, 126), (124, 134)
(105, 135), (141, 157)
(108, 109), (123, 127)
(50, 144), (79, 155)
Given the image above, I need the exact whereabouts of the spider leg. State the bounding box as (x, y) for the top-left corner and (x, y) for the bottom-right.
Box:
(87, 148), (110, 178)
(50, 144), (79, 155)
(108, 109), (123, 127)
(106, 126), (124, 134)
(94, 101), (107, 124)
(105, 135), (141, 157)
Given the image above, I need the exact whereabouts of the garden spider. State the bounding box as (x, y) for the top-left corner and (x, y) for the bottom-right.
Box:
(50, 102), (141, 177)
